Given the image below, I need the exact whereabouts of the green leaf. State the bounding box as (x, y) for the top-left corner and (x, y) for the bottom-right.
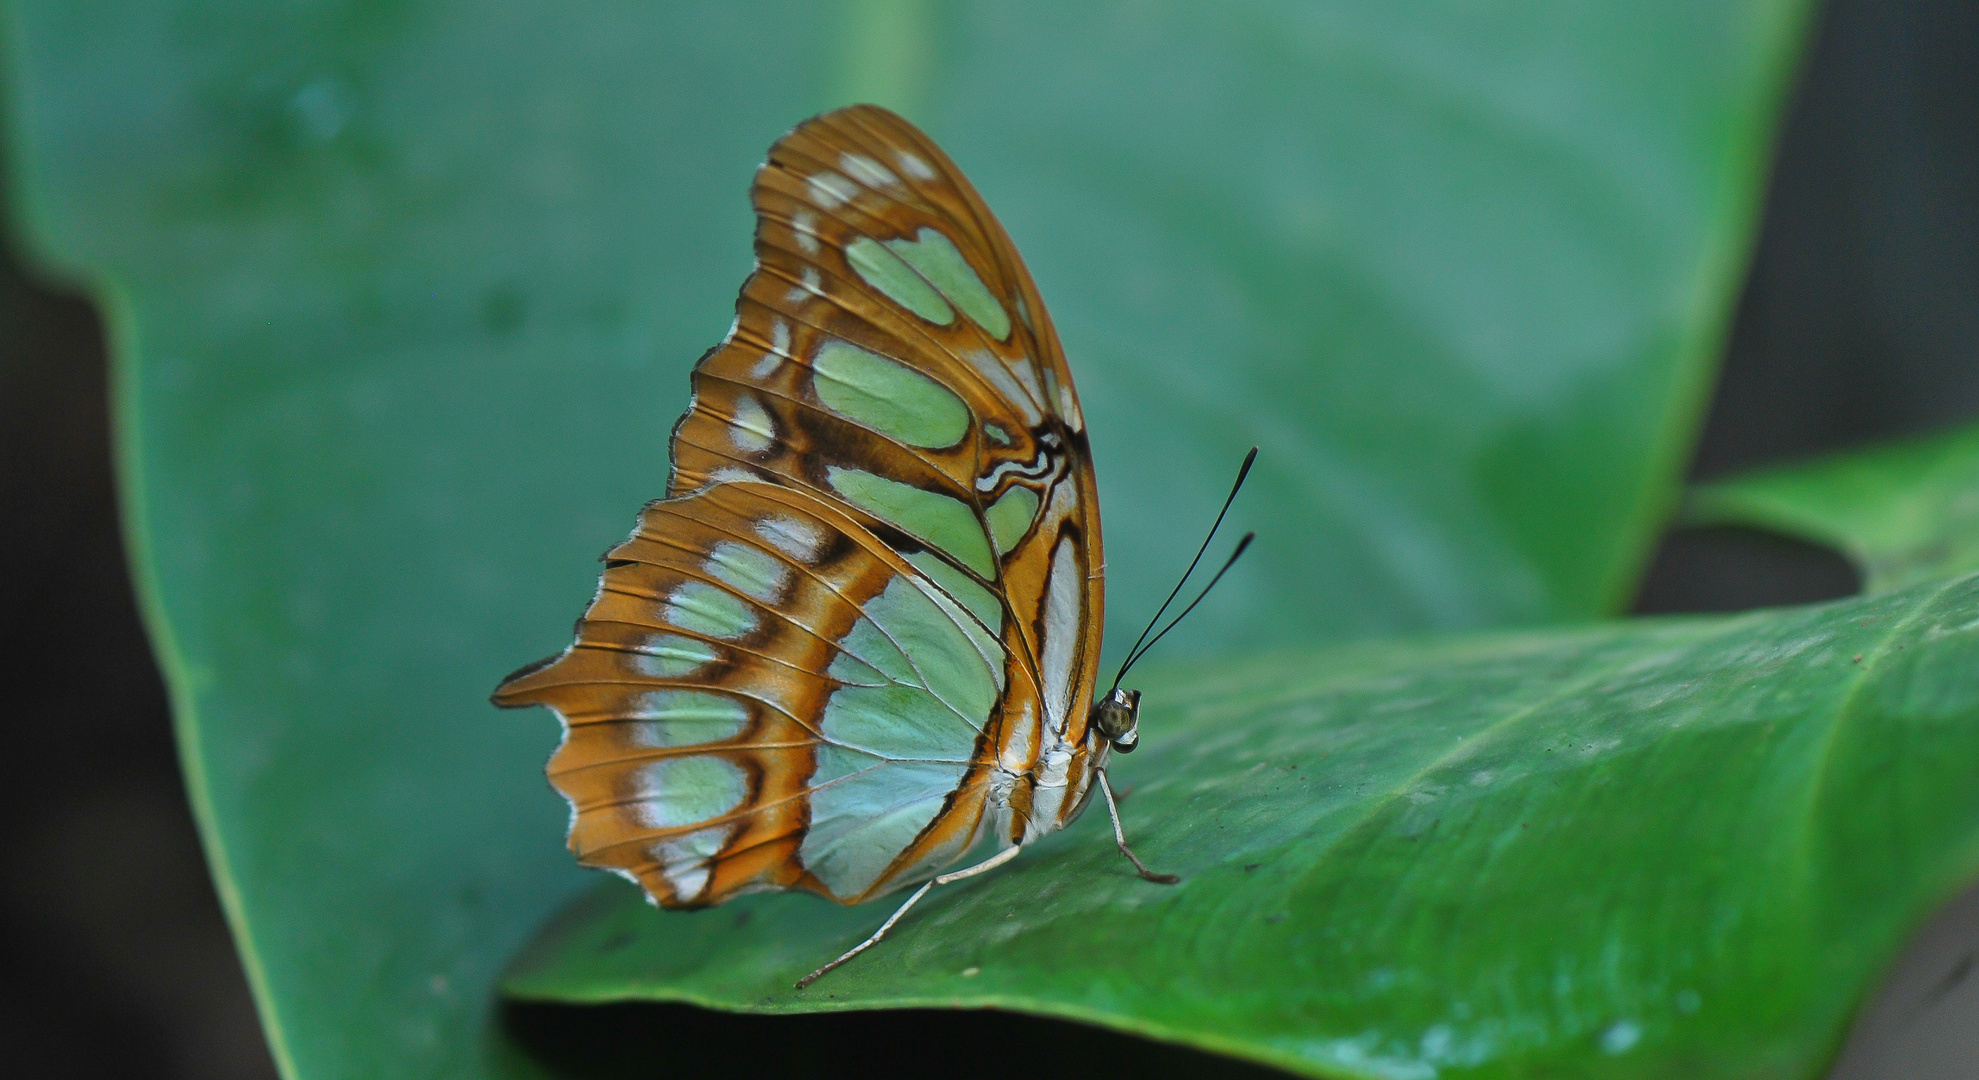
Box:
(0, 2), (1813, 1078)
(508, 576), (1979, 1079)
(1686, 420), (1979, 593)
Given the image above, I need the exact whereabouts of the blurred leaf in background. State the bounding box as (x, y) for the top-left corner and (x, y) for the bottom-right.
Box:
(1687, 420), (1979, 592)
(0, 1), (1821, 1078)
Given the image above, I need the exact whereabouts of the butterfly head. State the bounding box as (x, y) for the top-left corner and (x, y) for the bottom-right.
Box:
(1091, 687), (1142, 753)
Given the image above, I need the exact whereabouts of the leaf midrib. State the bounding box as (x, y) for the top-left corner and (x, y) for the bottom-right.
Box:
(1793, 576), (1965, 875)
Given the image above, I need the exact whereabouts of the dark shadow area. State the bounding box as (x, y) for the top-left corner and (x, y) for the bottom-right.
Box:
(1691, 0), (1979, 477)
(504, 999), (1290, 1079)
(1633, 527), (1862, 615)
(0, 250), (277, 1080)
(0, 0), (1972, 1076)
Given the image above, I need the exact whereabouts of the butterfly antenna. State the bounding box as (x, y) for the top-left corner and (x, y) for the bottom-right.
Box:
(1110, 447), (1258, 693)
(1113, 532), (1254, 687)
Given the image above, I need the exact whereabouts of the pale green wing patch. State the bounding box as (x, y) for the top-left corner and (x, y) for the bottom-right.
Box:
(727, 394), (776, 453)
(627, 756), (749, 830)
(801, 748), (967, 899)
(905, 550), (1002, 631)
(628, 634), (720, 678)
(819, 668), (978, 761)
(625, 690), (750, 748)
(662, 581), (757, 639)
(886, 227), (1012, 340)
(845, 236), (955, 326)
(823, 574), (1001, 754)
(984, 486), (1040, 555)
(824, 467), (995, 577)
(705, 541), (790, 602)
(812, 340), (972, 450)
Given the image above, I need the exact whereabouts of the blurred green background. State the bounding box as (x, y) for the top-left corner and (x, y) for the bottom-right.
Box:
(1, 1), (1976, 1078)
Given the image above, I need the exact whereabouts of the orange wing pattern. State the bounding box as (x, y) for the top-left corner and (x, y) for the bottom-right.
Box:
(496, 106), (1109, 907)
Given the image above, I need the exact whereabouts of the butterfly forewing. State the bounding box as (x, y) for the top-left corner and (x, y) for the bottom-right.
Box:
(497, 105), (1108, 908)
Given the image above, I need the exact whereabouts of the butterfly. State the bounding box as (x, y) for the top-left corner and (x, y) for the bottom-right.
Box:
(494, 105), (1249, 987)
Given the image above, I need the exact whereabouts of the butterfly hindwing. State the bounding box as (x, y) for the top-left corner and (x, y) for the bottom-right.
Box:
(498, 105), (1110, 908)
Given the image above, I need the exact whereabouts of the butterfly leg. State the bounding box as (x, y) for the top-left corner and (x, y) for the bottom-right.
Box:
(1098, 771), (1181, 884)
(795, 844), (1024, 989)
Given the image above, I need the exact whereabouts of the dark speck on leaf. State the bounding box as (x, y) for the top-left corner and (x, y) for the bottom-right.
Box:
(733, 909), (752, 928)
(1244, 863), (1261, 872)
(599, 929), (636, 953)
(1265, 914), (1286, 924)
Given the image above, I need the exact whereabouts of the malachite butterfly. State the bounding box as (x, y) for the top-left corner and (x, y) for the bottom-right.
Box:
(494, 105), (1239, 986)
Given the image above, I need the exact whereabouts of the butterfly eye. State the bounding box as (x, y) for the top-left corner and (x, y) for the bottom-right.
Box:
(1092, 687), (1142, 752)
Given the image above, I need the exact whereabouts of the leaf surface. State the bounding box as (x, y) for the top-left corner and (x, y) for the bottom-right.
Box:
(1687, 421), (1979, 592)
(509, 577), (1979, 1080)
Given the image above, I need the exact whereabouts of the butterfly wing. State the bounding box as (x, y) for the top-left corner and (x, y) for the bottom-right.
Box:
(496, 480), (1010, 904)
(496, 106), (1107, 907)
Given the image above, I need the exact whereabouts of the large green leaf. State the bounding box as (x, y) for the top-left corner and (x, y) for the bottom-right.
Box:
(0, 2), (1812, 1078)
(509, 576), (1979, 1079)
(1687, 420), (1979, 593)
